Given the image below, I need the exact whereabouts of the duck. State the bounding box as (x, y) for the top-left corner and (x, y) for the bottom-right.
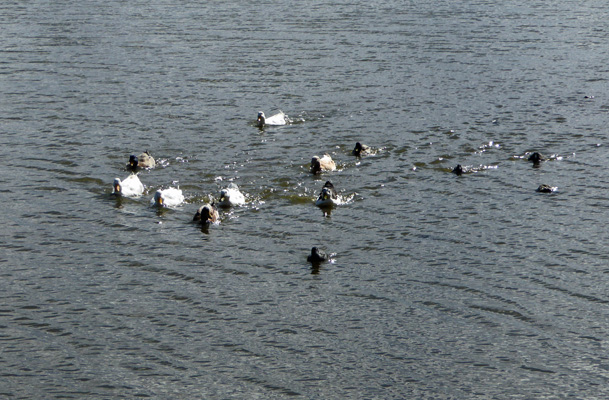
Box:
(150, 187), (184, 208)
(218, 183), (246, 207)
(257, 111), (288, 127)
(128, 150), (156, 170)
(193, 203), (219, 223)
(310, 154), (336, 174)
(352, 142), (371, 157)
(112, 174), (145, 197)
(536, 184), (557, 193)
(307, 247), (329, 263)
(452, 164), (464, 176)
(315, 181), (338, 207)
(528, 152), (545, 165)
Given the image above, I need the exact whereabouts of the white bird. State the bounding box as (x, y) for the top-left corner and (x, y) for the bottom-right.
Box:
(112, 174), (145, 197)
(257, 111), (288, 127)
(218, 183), (246, 207)
(151, 187), (184, 208)
(310, 154), (336, 174)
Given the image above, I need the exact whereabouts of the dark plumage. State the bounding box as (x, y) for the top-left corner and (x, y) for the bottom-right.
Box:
(352, 142), (371, 157)
(128, 155), (138, 170)
(452, 164), (464, 176)
(193, 203), (219, 223)
(536, 184), (556, 193)
(307, 247), (329, 263)
(528, 152), (544, 165)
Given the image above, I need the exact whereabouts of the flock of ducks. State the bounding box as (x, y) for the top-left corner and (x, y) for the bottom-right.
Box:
(111, 112), (375, 265)
(113, 151), (186, 208)
(112, 111), (555, 266)
(452, 151), (557, 193)
(112, 151), (241, 223)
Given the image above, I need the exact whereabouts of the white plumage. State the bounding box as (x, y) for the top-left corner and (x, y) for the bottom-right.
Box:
(113, 174), (145, 197)
(257, 111), (289, 127)
(151, 187), (184, 208)
(218, 183), (246, 207)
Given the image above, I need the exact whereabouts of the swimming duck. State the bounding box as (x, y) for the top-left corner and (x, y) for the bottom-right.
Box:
(193, 203), (219, 223)
(536, 184), (557, 193)
(307, 247), (329, 263)
(315, 181), (338, 207)
(528, 152), (545, 165)
(150, 187), (184, 208)
(452, 164), (464, 176)
(112, 174), (145, 197)
(218, 183), (246, 207)
(257, 111), (288, 127)
(128, 151), (156, 170)
(311, 154), (336, 174)
(352, 142), (371, 157)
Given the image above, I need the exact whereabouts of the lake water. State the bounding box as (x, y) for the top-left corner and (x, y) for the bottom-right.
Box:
(2, 0), (609, 398)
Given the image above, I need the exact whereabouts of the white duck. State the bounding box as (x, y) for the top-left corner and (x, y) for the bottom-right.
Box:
(218, 183), (246, 207)
(257, 111), (288, 127)
(310, 154), (336, 174)
(150, 187), (184, 208)
(113, 174), (145, 197)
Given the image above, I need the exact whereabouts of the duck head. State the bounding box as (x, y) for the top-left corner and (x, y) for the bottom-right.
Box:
(311, 156), (322, 174)
(193, 204), (217, 222)
(528, 152), (544, 165)
(453, 164), (464, 176)
(113, 178), (121, 194)
(257, 111), (265, 127)
(128, 155), (138, 169)
(320, 187), (332, 200)
(154, 190), (163, 206)
(319, 181), (336, 200)
(219, 189), (229, 203)
(353, 142), (363, 156)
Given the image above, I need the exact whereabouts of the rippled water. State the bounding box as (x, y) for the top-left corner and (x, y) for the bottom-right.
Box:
(2, 0), (609, 398)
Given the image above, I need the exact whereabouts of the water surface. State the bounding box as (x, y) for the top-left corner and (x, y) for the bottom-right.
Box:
(2, 0), (609, 398)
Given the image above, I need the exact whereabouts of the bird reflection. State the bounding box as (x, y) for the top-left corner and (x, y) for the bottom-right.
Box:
(320, 207), (333, 217)
(112, 195), (125, 209)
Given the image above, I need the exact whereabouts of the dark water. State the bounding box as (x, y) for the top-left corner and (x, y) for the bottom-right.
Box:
(2, 0), (609, 398)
